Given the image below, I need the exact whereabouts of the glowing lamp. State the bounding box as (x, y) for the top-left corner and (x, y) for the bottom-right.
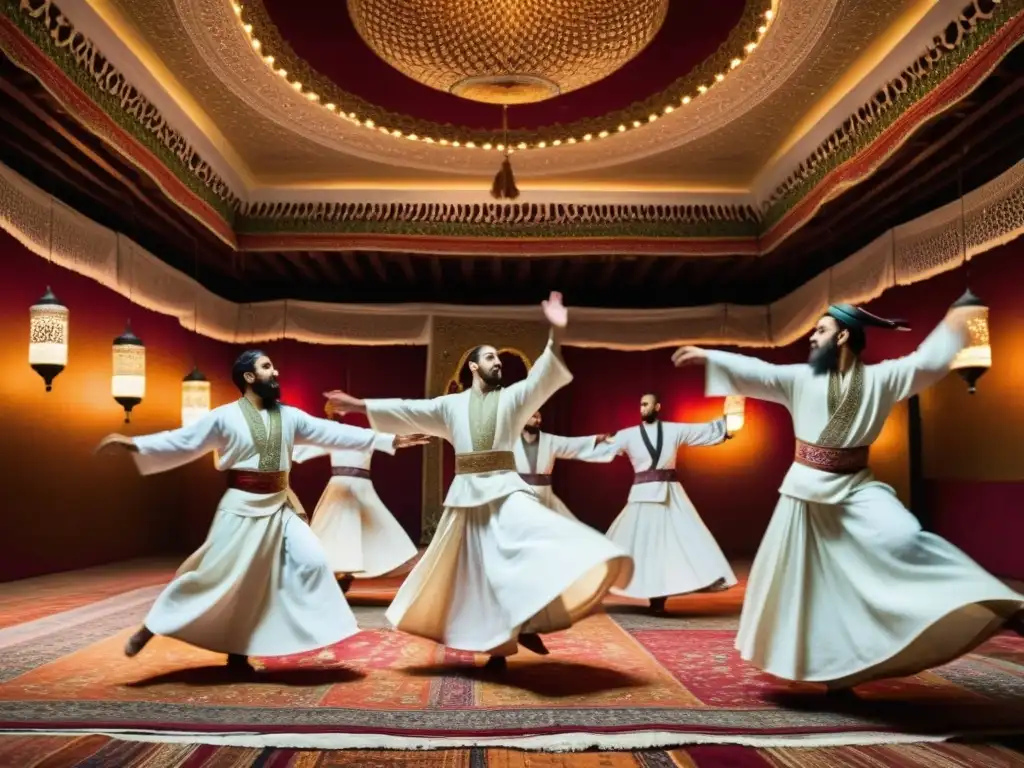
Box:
(949, 288), (991, 395)
(112, 321), (145, 423)
(181, 366), (211, 427)
(28, 286), (68, 391)
(724, 395), (746, 433)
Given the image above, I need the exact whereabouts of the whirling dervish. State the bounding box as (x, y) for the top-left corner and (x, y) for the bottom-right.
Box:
(323, 292), (633, 668)
(672, 301), (1024, 690)
(292, 426), (423, 591)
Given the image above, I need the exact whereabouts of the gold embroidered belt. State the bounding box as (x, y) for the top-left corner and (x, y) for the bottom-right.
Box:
(331, 466), (371, 480)
(455, 450), (516, 475)
(633, 469), (678, 485)
(227, 470), (289, 494)
(794, 440), (869, 475)
(519, 473), (552, 486)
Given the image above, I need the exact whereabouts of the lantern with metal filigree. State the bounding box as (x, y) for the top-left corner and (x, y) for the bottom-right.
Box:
(949, 288), (991, 394)
(112, 321), (145, 422)
(28, 287), (69, 392)
(181, 366), (211, 427)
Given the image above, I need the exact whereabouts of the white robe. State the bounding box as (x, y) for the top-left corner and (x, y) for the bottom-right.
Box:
(603, 420), (738, 599)
(292, 435), (418, 578)
(366, 337), (634, 656)
(131, 402), (380, 657)
(705, 319), (1024, 687)
(512, 431), (611, 520)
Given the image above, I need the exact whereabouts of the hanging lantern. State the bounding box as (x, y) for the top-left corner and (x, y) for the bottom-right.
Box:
(181, 366), (211, 427)
(724, 395), (746, 433)
(28, 286), (69, 392)
(112, 321), (145, 423)
(949, 288), (991, 394)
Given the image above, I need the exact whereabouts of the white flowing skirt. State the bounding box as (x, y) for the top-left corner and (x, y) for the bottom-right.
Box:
(310, 477), (418, 578)
(738, 482), (1024, 687)
(606, 483), (736, 599)
(385, 490), (634, 656)
(144, 503), (359, 656)
(533, 485), (579, 521)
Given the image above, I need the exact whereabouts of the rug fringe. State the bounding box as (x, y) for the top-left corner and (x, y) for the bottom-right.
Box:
(0, 728), (991, 751)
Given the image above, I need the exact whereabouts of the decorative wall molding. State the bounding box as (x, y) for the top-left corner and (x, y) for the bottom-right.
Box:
(3, 158), (1021, 352)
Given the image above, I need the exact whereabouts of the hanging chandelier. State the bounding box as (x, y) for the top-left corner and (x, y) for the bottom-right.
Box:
(182, 366), (211, 427)
(112, 321), (145, 423)
(346, 0), (669, 105)
(949, 288), (990, 394)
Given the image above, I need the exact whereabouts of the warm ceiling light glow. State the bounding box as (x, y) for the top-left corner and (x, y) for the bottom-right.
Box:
(364, 119), (375, 127)
(482, 142), (492, 149)
(424, 137), (435, 143)
(745, 42), (757, 53)
(730, 57), (741, 68)
(663, 105), (674, 114)
(758, 24), (767, 34)
(618, 124), (626, 131)
(277, 68), (287, 77)
(648, 114), (658, 122)
(567, 137), (577, 144)
(231, 2), (242, 15)
(598, 130), (609, 137)
(306, 91), (319, 101)
(583, 133), (593, 141)
(325, 102), (336, 110)
(518, 142), (527, 149)
(682, 95), (691, 104)
(465, 141), (476, 147)
(765, 9), (774, 20)
(537, 141), (546, 147)
(264, 55), (275, 64)
(243, 23), (252, 33)
(251, 38), (261, 50)
(724, 395), (746, 433)
(552, 139), (562, 146)
(715, 73), (725, 82)
(391, 129), (402, 136)
(112, 321), (145, 424)
(633, 119), (642, 127)
(28, 286), (68, 392)
(698, 85), (708, 93)
(452, 140), (461, 147)
(440, 139), (450, 145)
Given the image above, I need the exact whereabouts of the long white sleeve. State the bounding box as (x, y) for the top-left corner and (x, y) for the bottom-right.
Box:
(705, 350), (800, 407)
(674, 418), (728, 447)
(505, 336), (573, 417)
(293, 409), (379, 452)
(365, 396), (450, 440)
(132, 411), (225, 476)
(373, 432), (398, 456)
(873, 318), (967, 401)
(549, 434), (619, 464)
(291, 444), (329, 464)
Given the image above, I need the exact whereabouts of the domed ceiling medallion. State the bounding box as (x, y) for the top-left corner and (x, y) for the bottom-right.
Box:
(345, 0), (670, 105)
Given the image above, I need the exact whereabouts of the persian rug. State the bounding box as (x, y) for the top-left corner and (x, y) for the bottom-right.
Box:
(0, 734), (1022, 767)
(0, 577), (1022, 751)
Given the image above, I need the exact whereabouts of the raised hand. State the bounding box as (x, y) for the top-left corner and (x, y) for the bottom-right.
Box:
(671, 346), (708, 368)
(394, 434), (431, 449)
(541, 291), (568, 328)
(95, 433), (136, 455)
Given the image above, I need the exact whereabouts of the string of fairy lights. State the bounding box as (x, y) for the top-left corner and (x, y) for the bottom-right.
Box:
(229, 1), (776, 153)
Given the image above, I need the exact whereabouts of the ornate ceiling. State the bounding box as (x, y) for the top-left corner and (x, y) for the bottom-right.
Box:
(57, 0), (930, 191)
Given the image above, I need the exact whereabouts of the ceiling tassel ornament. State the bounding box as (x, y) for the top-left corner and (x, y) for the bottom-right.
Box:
(491, 106), (519, 200)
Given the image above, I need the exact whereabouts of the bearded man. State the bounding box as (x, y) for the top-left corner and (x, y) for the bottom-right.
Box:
(96, 350), (426, 671)
(672, 303), (1024, 691)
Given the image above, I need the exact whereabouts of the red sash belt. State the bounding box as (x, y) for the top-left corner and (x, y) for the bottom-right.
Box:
(332, 466), (372, 480)
(794, 440), (869, 475)
(633, 469), (678, 485)
(226, 470), (288, 494)
(519, 473), (552, 486)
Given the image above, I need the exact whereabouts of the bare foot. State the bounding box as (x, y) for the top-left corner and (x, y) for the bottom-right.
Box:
(518, 633), (550, 655)
(124, 626), (154, 657)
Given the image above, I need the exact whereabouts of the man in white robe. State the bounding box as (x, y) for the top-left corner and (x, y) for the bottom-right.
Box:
(603, 394), (737, 612)
(292, 430), (421, 591)
(513, 410), (613, 521)
(96, 350), (424, 671)
(324, 292), (634, 668)
(672, 302), (1024, 690)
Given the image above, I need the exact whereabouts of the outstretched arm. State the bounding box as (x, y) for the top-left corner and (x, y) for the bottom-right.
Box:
(96, 411), (226, 476)
(874, 312), (970, 401)
(294, 409), (387, 453)
(323, 389), (450, 441)
(673, 345), (799, 407)
(673, 418), (728, 448)
(549, 433), (620, 464)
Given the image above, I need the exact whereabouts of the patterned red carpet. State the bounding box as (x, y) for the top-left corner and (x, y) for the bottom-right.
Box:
(0, 559), (1022, 757)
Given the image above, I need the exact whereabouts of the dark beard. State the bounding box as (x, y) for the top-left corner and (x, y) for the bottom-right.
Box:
(481, 370), (502, 388)
(642, 413), (659, 424)
(252, 377), (281, 406)
(809, 338), (840, 375)
(523, 425), (540, 435)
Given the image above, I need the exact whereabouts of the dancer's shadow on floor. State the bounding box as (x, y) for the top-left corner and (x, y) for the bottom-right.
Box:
(125, 664), (367, 688)
(765, 689), (1024, 732)
(404, 660), (645, 697)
